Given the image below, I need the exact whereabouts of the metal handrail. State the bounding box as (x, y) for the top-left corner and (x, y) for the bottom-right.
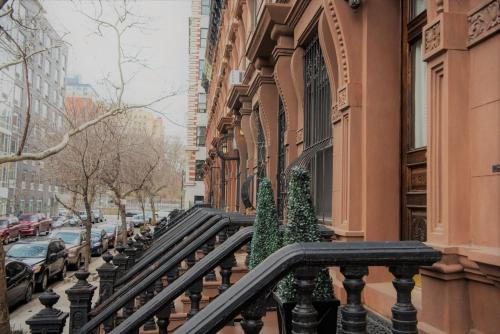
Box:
(171, 241), (440, 334)
(116, 210), (219, 286)
(109, 226), (255, 334)
(80, 216), (254, 333)
(89, 212), (222, 317)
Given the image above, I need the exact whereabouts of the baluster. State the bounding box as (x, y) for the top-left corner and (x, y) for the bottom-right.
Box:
(340, 265), (369, 334)
(187, 278), (203, 318)
(389, 265), (419, 334)
(154, 277), (170, 334)
(226, 226), (238, 267)
(241, 293), (267, 334)
(26, 289), (69, 334)
(186, 250), (204, 318)
(204, 236), (217, 281)
(65, 270), (97, 334)
(166, 267), (178, 313)
(291, 266), (319, 333)
(218, 254), (233, 296)
(143, 284), (157, 330)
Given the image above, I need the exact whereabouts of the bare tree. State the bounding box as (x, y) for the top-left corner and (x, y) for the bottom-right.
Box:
(0, 1), (177, 331)
(49, 102), (112, 270)
(142, 137), (183, 225)
(100, 114), (161, 244)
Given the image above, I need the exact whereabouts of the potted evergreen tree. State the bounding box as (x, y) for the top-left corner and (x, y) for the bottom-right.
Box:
(274, 167), (339, 334)
(248, 178), (281, 270)
(248, 178), (281, 309)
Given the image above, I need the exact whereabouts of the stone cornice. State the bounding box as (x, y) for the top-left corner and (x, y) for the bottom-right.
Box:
(227, 84), (249, 111)
(285, 0), (311, 30)
(247, 71), (275, 98)
(217, 116), (234, 133)
(245, 3), (292, 63)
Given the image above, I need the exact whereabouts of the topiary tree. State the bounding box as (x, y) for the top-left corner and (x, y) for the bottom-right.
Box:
(276, 167), (333, 302)
(249, 178), (281, 269)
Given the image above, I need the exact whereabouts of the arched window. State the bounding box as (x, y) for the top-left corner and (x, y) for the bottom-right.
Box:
(304, 36), (332, 224)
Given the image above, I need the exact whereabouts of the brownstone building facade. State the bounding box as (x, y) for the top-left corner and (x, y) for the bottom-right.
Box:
(201, 1), (500, 333)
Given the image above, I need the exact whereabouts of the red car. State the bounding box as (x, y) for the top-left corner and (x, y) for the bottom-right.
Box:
(19, 213), (52, 237)
(0, 216), (21, 244)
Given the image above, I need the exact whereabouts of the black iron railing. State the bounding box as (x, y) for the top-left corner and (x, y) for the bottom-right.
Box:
(109, 226), (255, 333)
(79, 215), (254, 334)
(168, 241), (440, 334)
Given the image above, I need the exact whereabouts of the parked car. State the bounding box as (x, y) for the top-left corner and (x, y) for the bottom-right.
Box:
(5, 259), (34, 307)
(131, 213), (153, 227)
(0, 216), (21, 244)
(18, 213), (52, 237)
(65, 217), (79, 227)
(92, 209), (104, 224)
(90, 228), (109, 256)
(6, 239), (68, 291)
(124, 211), (140, 223)
(52, 217), (66, 229)
(116, 221), (134, 237)
(50, 230), (87, 269)
(100, 225), (117, 248)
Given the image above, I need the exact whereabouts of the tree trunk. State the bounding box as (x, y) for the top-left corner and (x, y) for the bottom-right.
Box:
(140, 197), (146, 226)
(119, 201), (128, 245)
(83, 195), (93, 270)
(0, 239), (12, 334)
(149, 195), (157, 225)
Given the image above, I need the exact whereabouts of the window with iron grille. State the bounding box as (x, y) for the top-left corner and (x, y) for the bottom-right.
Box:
(255, 107), (266, 192)
(277, 98), (286, 220)
(304, 35), (333, 223)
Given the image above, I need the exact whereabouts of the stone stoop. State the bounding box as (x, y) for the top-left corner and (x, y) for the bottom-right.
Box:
(203, 279), (221, 299)
(167, 311), (188, 333)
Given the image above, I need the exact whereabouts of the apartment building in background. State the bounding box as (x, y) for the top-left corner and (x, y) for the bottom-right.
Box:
(183, 0), (210, 209)
(0, 0), (68, 216)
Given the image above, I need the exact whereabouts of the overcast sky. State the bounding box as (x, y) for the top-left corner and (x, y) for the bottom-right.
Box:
(43, 0), (191, 141)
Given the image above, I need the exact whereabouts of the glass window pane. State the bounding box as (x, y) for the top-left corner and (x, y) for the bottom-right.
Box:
(411, 0), (426, 19)
(412, 39), (427, 148)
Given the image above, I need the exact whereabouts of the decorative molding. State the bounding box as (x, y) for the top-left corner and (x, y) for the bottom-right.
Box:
(331, 104), (341, 123)
(467, 0), (500, 47)
(326, 0), (349, 84)
(425, 22), (441, 54)
(338, 86), (349, 111)
(296, 128), (304, 144)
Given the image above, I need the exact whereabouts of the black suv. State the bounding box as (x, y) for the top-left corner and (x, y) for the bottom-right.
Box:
(6, 238), (68, 291)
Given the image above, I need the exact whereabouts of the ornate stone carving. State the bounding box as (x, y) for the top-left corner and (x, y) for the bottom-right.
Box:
(467, 0), (500, 47)
(332, 104), (341, 123)
(326, 1), (349, 84)
(338, 86), (348, 111)
(425, 22), (441, 54)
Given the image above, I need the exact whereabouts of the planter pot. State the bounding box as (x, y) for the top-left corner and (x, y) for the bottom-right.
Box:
(273, 292), (340, 334)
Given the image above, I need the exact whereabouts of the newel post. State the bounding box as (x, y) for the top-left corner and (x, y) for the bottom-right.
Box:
(65, 270), (97, 333)
(26, 289), (69, 334)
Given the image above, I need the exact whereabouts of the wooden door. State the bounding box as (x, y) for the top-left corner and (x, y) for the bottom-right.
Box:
(401, 1), (427, 241)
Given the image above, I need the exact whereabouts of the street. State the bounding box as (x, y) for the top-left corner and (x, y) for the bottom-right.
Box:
(7, 242), (104, 334)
